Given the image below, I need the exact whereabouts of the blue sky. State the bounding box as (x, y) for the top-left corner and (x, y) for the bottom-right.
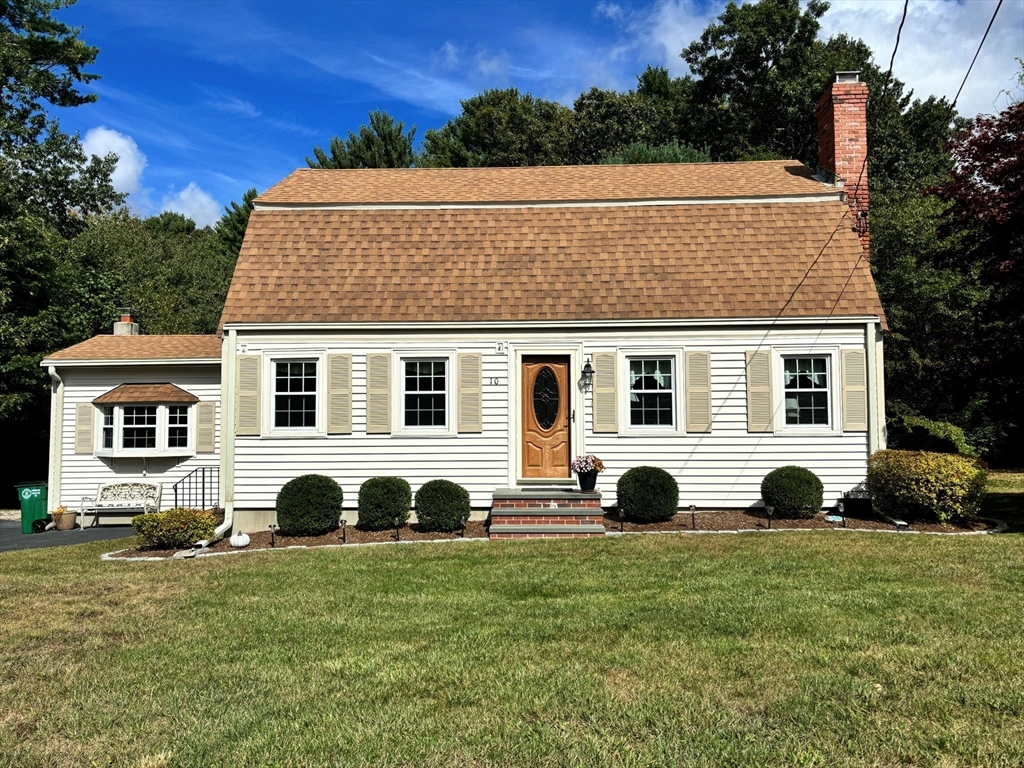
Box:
(53, 0), (1023, 227)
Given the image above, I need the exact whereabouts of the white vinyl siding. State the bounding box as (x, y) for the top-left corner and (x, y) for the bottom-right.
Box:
(55, 365), (221, 511)
(230, 327), (873, 513)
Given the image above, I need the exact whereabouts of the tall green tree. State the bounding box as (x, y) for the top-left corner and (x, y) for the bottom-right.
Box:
(0, 0), (122, 496)
(215, 187), (257, 259)
(419, 88), (571, 167)
(307, 111), (416, 169)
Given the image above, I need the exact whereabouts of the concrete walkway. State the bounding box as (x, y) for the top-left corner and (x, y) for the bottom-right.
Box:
(0, 520), (134, 553)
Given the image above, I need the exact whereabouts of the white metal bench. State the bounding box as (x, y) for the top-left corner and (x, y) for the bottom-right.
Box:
(79, 482), (162, 527)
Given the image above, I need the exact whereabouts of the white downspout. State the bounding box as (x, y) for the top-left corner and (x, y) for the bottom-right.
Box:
(865, 322), (881, 456)
(214, 329), (237, 538)
(46, 366), (64, 512)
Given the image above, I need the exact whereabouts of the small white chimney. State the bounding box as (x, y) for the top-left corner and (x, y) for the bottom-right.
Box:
(113, 307), (139, 336)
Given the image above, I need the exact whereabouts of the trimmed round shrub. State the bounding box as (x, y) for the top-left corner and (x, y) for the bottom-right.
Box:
(358, 476), (412, 530)
(132, 508), (216, 549)
(276, 474), (343, 536)
(415, 479), (471, 532)
(761, 466), (823, 519)
(867, 449), (986, 523)
(617, 466), (679, 522)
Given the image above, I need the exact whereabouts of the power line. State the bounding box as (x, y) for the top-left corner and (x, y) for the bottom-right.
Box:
(951, 0), (1004, 112)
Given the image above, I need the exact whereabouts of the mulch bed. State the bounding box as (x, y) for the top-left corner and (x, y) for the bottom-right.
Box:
(107, 512), (997, 558)
(604, 510), (996, 534)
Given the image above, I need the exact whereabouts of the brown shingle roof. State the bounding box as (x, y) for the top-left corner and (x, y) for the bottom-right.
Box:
(221, 200), (885, 325)
(257, 161), (827, 205)
(45, 335), (221, 362)
(93, 383), (200, 404)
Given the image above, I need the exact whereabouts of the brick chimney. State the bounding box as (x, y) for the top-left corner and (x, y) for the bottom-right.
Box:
(113, 307), (139, 336)
(816, 71), (869, 256)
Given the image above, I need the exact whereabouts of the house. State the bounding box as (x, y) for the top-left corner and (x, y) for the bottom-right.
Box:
(42, 73), (885, 537)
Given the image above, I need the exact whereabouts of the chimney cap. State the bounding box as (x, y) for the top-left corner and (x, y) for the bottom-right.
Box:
(835, 71), (861, 83)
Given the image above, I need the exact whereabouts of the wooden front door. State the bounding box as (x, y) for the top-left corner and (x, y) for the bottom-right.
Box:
(521, 356), (571, 478)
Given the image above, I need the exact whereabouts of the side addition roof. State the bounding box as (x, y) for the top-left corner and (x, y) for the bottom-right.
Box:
(44, 335), (222, 363)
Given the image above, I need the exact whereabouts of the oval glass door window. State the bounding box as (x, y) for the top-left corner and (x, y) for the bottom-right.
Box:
(533, 367), (559, 430)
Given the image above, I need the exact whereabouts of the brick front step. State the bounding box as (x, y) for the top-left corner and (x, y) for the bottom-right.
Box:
(489, 524), (606, 538)
(489, 487), (606, 539)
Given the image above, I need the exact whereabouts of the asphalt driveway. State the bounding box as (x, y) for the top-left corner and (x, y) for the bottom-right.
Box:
(0, 519), (134, 553)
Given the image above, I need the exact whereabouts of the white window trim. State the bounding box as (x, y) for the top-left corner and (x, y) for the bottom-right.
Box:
(617, 348), (685, 436)
(771, 345), (841, 436)
(265, 352), (326, 437)
(94, 403), (196, 458)
(392, 349), (457, 437)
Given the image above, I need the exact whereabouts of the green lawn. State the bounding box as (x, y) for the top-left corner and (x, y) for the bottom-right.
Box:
(2, 480), (1023, 767)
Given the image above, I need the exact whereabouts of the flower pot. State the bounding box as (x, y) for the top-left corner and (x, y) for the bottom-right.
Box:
(52, 511), (77, 531)
(577, 470), (598, 492)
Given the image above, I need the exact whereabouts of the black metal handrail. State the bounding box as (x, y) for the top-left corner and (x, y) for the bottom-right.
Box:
(172, 466), (220, 510)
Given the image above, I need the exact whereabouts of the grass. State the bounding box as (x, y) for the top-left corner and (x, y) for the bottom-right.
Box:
(1, 479), (1023, 767)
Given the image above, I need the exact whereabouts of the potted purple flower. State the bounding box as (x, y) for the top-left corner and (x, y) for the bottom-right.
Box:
(571, 454), (605, 492)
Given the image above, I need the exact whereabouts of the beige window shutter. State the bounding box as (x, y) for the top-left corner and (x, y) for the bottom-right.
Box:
(592, 352), (618, 433)
(841, 349), (868, 431)
(236, 355), (261, 436)
(457, 353), (483, 433)
(746, 350), (773, 433)
(366, 353), (391, 434)
(685, 351), (713, 433)
(327, 354), (353, 435)
(74, 403), (94, 454)
(195, 402), (216, 453)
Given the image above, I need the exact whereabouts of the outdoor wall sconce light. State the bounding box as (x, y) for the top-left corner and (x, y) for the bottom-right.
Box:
(340, 518), (347, 543)
(269, 523), (278, 547)
(689, 504), (696, 530)
(765, 505), (774, 530)
(580, 358), (595, 390)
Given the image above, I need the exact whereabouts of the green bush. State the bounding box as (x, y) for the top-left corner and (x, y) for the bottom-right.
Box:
(415, 479), (471, 532)
(358, 477), (412, 530)
(276, 474), (344, 536)
(132, 508), (216, 549)
(617, 466), (679, 522)
(887, 415), (978, 457)
(761, 466), (824, 519)
(867, 449), (987, 523)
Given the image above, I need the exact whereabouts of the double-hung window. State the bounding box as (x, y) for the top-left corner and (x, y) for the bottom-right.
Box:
(274, 361), (317, 429)
(783, 356), (831, 426)
(168, 405), (189, 447)
(628, 357), (675, 427)
(122, 406), (157, 449)
(404, 359), (447, 428)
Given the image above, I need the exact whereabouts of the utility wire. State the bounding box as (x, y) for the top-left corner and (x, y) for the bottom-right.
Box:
(951, 0), (1004, 112)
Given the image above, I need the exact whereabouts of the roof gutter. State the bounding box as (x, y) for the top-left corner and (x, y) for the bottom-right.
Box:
(222, 315), (884, 333)
(40, 357), (221, 368)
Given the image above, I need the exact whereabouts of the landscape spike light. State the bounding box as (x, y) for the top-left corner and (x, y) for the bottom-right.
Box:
(765, 505), (774, 530)
(690, 504), (696, 530)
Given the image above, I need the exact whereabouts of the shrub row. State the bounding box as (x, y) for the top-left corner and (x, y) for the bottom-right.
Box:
(274, 475), (471, 535)
(133, 508), (216, 549)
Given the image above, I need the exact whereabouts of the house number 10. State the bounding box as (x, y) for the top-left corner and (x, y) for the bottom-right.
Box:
(489, 378), (500, 386)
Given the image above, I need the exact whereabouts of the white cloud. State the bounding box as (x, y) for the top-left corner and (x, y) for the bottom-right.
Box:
(81, 126), (148, 194)
(434, 41), (461, 71)
(819, 0), (1023, 118)
(161, 182), (221, 228)
(595, 2), (625, 22)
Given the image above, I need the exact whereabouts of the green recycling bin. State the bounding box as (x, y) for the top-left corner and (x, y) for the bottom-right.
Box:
(15, 482), (48, 534)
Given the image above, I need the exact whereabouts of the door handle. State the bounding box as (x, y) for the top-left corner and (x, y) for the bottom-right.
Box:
(571, 409), (576, 424)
